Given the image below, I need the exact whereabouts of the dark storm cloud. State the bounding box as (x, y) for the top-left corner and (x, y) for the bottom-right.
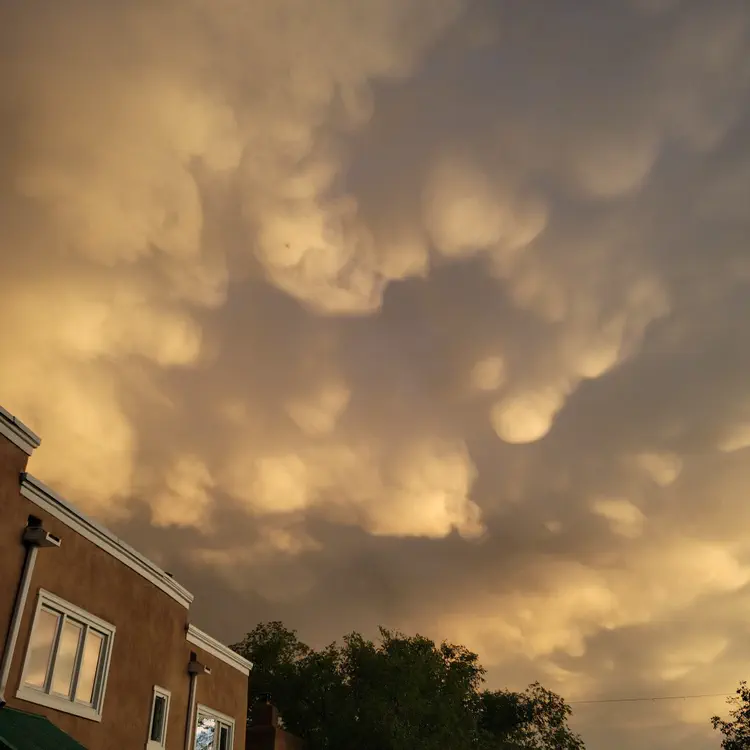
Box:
(2, 2), (750, 749)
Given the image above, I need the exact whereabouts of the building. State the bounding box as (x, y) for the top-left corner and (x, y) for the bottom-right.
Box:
(0, 404), (251, 750)
(246, 698), (306, 750)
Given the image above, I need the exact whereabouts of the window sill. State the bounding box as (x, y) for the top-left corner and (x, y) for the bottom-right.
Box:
(15, 686), (103, 722)
(147, 741), (166, 750)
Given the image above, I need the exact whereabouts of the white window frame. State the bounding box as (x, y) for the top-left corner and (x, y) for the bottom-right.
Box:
(194, 704), (235, 750)
(16, 588), (116, 722)
(147, 685), (171, 750)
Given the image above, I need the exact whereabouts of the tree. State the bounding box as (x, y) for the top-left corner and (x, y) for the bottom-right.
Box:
(478, 683), (585, 750)
(231, 622), (584, 750)
(712, 681), (750, 750)
(334, 629), (485, 750)
(477, 689), (534, 749)
(230, 621), (311, 726)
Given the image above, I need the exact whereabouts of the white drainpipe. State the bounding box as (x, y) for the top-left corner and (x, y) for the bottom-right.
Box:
(0, 519), (61, 706)
(185, 658), (210, 750)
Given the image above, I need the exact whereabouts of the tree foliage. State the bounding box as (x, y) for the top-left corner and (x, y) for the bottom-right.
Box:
(712, 681), (750, 750)
(231, 621), (585, 750)
(484, 684), (585, 750)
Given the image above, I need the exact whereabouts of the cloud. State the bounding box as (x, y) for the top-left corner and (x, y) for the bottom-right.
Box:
(223, 437), (482, 539)
(590, 498), (645, 539)
(422, 154), (547, 261)
(2, 1), (750, 749)
(152, 456), (215, 528)
(285, 381), (351, 437)
(491, 386), (568, 445)
(470, 356), (506, 393)
(634, 453), (683, 487)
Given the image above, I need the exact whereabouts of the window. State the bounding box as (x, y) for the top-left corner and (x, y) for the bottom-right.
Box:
(194, 705), (235, 750)
(148, 686), (171, 749)
(17, 589), (115, 721)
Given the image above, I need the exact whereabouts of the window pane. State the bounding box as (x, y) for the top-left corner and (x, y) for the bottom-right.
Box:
(51, 619), (83, 697)
(195, 714), (216, 750)
(24, 608), (60, 689)
(75, 630), (104, 705)
(151, 695), (167, 742)
(219, 724), (230, 750)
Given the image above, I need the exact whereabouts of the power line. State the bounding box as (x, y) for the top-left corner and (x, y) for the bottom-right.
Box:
(570, 692), (733, 705)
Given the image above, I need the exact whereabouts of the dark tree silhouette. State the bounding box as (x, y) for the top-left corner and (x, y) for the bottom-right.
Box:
(712, 682), (750, 750)
(232, 621), (585, 750)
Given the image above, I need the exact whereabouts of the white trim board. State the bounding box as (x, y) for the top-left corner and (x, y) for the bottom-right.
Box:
(21, 474), (194, 609)
(147, 685), (172, 750)
(0, 405), (41, 456)
(36, 588), (117, 634)
(15, 686), (104, 722)
(196, 703), (237, 727)
(16, 588), (117, 723)
(186, 625), (252, 676)
(196, 703), (236, 750)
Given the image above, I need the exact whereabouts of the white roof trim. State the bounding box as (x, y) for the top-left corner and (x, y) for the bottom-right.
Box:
(196, 704), (236, 730)
(187, 624), (252, 676)
(0, 405), (41, 456)
(20, 473), (194, 609)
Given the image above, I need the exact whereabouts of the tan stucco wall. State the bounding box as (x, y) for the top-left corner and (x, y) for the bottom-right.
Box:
(190, 642), (249, 750)
(0, 431), (248, 750)
(0, 436), (31, 668)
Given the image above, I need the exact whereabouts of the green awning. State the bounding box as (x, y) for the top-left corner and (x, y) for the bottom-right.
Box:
(0, 707), (88, 750)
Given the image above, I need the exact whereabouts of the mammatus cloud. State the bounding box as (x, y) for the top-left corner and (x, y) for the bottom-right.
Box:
(222, 436), (482, 539)
(2, 2), (750, 749)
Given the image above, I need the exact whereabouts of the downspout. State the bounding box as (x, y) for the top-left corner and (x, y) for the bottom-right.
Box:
(185, 655), (210, 750)
(0, 517), (61, 707)
(185, 671), (198, 750)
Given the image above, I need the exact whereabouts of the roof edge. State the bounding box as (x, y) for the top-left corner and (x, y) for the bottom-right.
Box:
(0, 405), (41, 456)
(187, 624), (252, 676)
(20, 473), (194, 610)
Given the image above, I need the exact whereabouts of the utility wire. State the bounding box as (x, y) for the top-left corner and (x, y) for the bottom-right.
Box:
(570, 692), (733, 705)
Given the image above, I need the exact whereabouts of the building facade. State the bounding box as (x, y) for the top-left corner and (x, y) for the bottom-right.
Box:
(0, 405), (251, 750)
(246, 700), (306, 750)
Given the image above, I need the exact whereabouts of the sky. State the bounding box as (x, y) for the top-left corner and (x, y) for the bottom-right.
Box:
(1, 0), (750, 747)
